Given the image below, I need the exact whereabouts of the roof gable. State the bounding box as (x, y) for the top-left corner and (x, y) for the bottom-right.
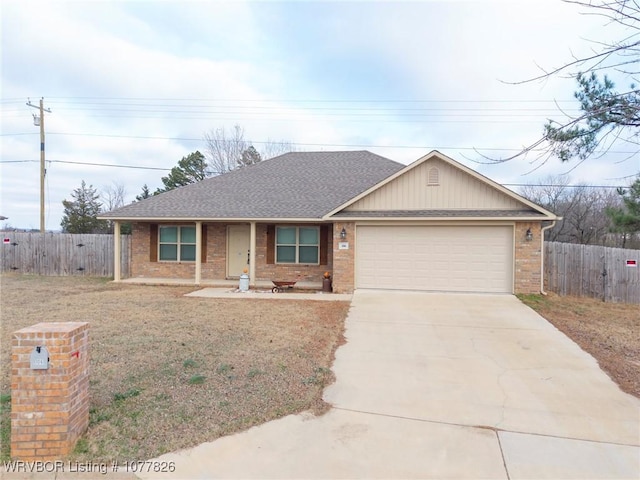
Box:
(326, 151), (557, 219)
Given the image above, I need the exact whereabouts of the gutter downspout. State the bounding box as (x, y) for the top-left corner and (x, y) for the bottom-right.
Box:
(540, 220), (558, 295)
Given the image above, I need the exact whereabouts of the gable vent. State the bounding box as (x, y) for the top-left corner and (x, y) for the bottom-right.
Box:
(427, 167), (440, 186)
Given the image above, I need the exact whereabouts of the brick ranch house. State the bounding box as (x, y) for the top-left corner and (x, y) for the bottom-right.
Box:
(101, 150), (559, 294)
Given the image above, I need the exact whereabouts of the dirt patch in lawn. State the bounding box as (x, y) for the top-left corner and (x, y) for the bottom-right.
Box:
(0, 275), (350, 462)
(519, 292), (640, 399)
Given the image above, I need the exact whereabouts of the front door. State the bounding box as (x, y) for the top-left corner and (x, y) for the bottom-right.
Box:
(227, 225), (250, 278)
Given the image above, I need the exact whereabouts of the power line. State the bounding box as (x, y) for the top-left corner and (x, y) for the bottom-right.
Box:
(38, 96), (581, 103)
(503, 184), (627, 189)
(2, 105), (584, 114)
(0, 99), (586, 112)
(0, 113), (560, 123)
(1, 159), (632, 186)
(54, 160), (171, 171)
(1, 98), (583, 117)
(1, 96), (586, 123)
(0, 159), (171, 171)
(1, 131), (639, 155)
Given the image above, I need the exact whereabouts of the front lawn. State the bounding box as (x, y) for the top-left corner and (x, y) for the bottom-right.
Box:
(0, 275), (349, 462)
(519, 292), (639, 398)
(3, 276), (635, 463)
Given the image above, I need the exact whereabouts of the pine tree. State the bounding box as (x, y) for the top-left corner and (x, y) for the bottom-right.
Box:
(156, 151), (207, 193)
(606, 178), (640, 247)
(136, 184), (152, 201)
(60, 180), (109, 233)
(238, 146), (262, 168)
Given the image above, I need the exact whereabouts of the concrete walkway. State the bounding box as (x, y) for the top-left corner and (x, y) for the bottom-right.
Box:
(136, 290), (639, 479)
(185, 287), (352, 302)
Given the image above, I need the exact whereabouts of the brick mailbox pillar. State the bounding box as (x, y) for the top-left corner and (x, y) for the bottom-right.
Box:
(11, 322), (89, 460)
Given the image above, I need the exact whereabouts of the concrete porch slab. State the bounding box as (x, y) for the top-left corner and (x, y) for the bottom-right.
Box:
(185, 287), (352, 301)
(118, 277), (324, 290)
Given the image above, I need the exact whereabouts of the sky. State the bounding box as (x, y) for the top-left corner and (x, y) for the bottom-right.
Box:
(1, 0), (639, 230)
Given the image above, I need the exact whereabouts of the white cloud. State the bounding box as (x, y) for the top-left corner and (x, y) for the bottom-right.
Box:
(1, 0), (637, 229)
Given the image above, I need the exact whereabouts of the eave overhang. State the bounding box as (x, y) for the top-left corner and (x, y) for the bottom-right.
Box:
(329, 209), (550, 222)
(97, 216), (332, 223)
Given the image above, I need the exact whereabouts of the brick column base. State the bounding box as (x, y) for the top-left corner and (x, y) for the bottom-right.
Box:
(11, 322), (89, 460)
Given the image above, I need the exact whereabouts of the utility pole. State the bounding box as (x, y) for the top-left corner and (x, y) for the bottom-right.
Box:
(27, 98), (52, 233)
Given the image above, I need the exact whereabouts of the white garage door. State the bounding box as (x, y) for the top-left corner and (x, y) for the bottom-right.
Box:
(356, 226), (513, 293)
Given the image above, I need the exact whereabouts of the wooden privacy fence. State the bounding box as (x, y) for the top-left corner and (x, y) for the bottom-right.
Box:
(544, 242), (640, 304)
(0, 232), (130, 277)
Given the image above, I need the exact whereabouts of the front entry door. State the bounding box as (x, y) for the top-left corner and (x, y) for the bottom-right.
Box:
(227, 225), (250, 278)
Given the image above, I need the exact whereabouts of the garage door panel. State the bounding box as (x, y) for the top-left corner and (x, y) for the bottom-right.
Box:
(356, 226), (513, 293)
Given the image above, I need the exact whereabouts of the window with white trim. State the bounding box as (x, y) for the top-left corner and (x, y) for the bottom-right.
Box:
(159, 226), (196, 261)
(276, 226), (319, 264)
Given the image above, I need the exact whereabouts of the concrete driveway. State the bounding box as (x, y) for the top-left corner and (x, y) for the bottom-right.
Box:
(139, 290), (639, 479)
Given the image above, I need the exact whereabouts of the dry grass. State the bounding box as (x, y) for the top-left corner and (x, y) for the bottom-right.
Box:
(519, 292), (640, 398)
(0, 275), (350, 462)
(3, 275), (636, 463)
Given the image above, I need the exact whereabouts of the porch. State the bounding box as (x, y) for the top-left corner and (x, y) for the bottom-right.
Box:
(119, 277), (324, 290)
(112, 220), (346, 291)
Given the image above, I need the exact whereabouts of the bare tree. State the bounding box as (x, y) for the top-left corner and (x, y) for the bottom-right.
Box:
(520, 179), (619, 244)
(203, 125), (248, 175)
(259, 138), (297, 160)
(519, 175), (572, 210)
(520, 176), (574, 241)
(101, 181), (130, 234)
(563, 187), (613, 244)
(203, 125), (297, 175)
(102, 181), (127, 212)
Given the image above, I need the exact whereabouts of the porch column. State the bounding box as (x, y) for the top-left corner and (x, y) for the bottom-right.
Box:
(249, 222), (257, 286)
(113, 221), (121, 282)
(195, 221), (202, 285)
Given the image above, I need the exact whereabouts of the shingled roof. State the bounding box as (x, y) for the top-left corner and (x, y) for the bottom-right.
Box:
(102, 151), (404, 220)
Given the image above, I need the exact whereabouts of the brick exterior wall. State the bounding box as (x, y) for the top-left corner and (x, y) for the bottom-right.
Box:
(331, 222), (355, 294)
(514, 221), (542, 294)
(11, 322), (89, 460)
(128, 220), (541, 294)
(131, 223), (194, 279)
(207, 223), (228, 278)
(254, 224), (333, 283)
(130, 223), (227, 280)
(130, 222), (334, 284)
